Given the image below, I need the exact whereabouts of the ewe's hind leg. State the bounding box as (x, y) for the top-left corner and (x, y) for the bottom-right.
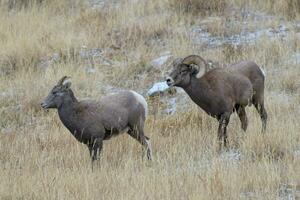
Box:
(254, 103), (268, 132)
(127, 124), (152, 160)
(236, 106), (248, 131)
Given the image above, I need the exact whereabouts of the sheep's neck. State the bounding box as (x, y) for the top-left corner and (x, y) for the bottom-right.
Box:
(57, 90), (79, 134)
(183, 76), (215, 116)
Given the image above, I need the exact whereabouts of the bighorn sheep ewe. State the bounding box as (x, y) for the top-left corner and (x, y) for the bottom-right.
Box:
(166, 55), (267, 147)
(41, 76), (152, 166)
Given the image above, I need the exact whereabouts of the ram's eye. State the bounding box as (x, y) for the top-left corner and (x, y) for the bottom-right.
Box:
(52, 91), (58, 95)
(180, 70), (187, 74)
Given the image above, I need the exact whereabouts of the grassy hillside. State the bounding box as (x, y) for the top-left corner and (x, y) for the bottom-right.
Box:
(0, 0), (300, 199)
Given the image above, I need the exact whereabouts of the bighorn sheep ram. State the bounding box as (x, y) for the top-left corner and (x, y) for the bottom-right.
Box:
(166, 55), (267, 147)
(41, 76), (152, 166)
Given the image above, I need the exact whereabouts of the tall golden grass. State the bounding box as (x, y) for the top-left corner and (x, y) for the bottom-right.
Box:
(0, 0), (299, 199)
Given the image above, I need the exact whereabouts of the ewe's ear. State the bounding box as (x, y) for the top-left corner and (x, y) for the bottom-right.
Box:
(62, 79), (72, 89)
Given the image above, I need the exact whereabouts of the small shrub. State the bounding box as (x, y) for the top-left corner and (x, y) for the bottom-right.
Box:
(2, 0), (45, 10)
(222, 44), (244, 64)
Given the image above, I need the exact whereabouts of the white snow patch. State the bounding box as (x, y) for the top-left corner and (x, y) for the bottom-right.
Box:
(147, 81), (170, 97)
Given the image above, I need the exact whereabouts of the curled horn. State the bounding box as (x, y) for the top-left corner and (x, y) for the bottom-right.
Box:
(182, 55), (207, 78)
(182, 55), (207, 67)
(57, 76), (71, 86)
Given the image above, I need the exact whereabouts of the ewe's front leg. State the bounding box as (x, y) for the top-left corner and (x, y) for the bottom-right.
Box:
(88, 138), (103, 170)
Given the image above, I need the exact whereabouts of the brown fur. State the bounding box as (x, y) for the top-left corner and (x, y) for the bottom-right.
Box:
(166, 55), (268, 148)
(41, 76), (152, 167)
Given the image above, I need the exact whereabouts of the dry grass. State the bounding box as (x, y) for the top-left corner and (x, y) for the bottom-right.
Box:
(0, 0), (300, 199)
(168, 0), (227, 15)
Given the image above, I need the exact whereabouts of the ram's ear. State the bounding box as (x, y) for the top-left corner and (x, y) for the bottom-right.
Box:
(182, 55), (207, 79)
(188, 64), (205, 78)
(187, 64), (192, 70)
(189, 64), (198, 75)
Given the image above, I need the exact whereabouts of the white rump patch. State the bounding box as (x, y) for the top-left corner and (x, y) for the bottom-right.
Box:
(130, 91), (148, 117)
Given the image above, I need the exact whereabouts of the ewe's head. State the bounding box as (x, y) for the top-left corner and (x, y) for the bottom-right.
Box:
(41, 76), (72, 109)
(166, 55), (207, 88)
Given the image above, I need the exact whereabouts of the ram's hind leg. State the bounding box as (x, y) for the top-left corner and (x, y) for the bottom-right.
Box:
(254, 102), (267, 132)
(236, 105), (248, 131)
(127, 122), (152, 160)
(252, 94), (268, 132)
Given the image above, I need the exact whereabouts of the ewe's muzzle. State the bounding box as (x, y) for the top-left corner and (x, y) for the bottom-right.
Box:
(41, 102), (49, 109)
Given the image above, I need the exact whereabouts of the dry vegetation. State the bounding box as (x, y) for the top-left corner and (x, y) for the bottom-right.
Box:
(0, 0), (300, 199)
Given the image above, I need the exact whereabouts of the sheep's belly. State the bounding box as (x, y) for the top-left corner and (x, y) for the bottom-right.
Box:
(71, 129), (92, 143)
(103, 127), (129, 140)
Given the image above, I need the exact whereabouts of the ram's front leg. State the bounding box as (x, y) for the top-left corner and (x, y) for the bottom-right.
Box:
(217, 112), (231, 150)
